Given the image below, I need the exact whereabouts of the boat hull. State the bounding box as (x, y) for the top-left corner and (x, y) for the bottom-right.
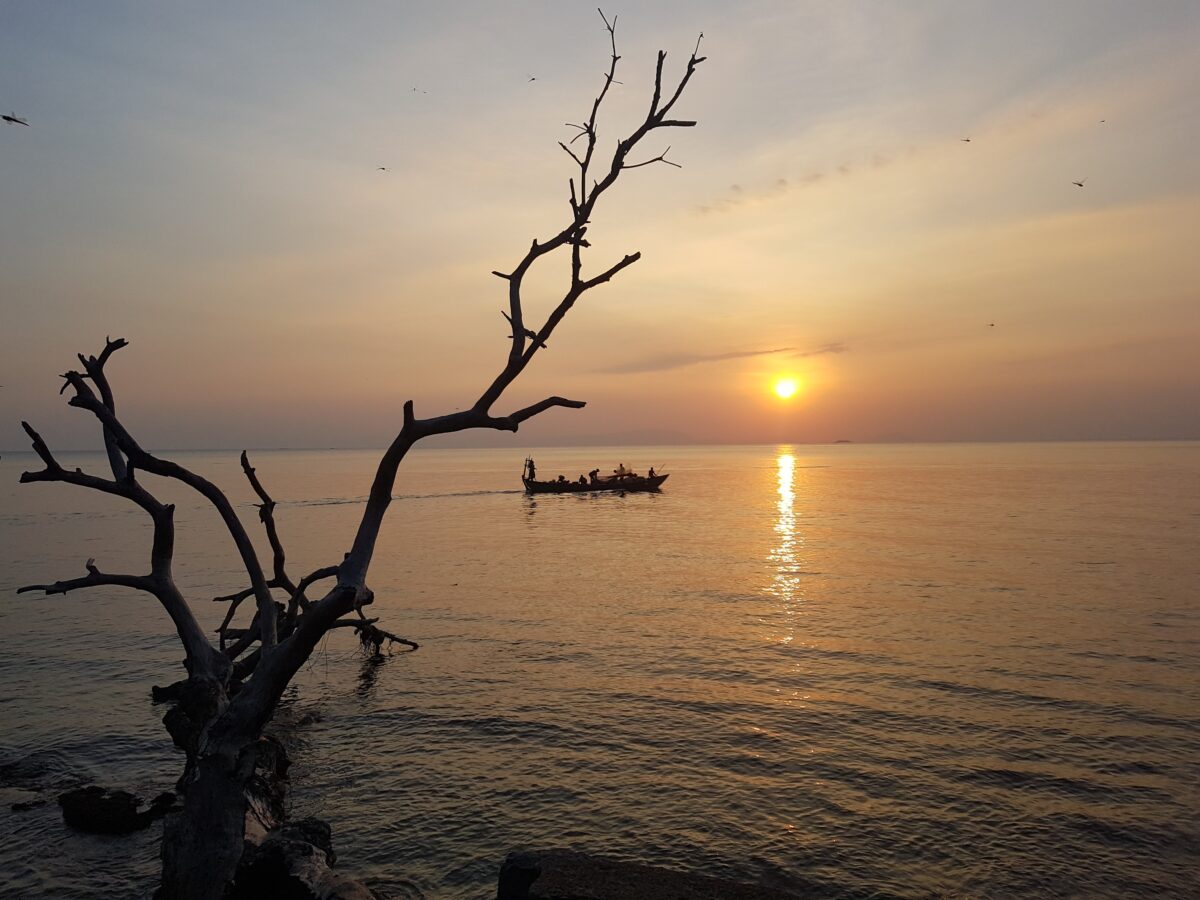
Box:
(523, 474), (669, 494)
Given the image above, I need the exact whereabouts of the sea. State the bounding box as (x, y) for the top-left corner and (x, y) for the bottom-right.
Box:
(0, 442), (1197, 898)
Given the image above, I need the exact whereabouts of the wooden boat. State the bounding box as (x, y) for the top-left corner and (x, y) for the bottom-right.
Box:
(522, 458), (668, 494)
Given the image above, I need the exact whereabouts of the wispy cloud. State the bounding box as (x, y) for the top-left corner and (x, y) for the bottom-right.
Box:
(796, 341), (849, 358)
(695, 155), (900, 215)
(601, 342), (847, 374)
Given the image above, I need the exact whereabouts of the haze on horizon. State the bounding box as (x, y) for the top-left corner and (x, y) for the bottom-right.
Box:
(2, 1), (1198, 452)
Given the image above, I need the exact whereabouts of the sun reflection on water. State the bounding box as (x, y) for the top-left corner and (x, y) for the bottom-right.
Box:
(768, 450), (803, 641)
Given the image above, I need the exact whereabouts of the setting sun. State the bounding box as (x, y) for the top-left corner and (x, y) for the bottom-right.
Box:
(774, 378), (799, 399)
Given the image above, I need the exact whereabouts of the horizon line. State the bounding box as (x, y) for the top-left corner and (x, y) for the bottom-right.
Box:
(3, 437), (1198, 455)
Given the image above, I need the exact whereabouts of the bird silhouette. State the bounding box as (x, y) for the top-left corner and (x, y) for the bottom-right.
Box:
(528, 75), (537, 82)
(2, 112), (30, 126)
(377, 167), (388, 171)
(1072, 178), (1087, 188)
(960, 137), (971, 142)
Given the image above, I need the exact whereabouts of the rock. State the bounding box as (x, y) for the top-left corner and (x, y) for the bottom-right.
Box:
(502, 850), (812, 900)
(283, 818), (337, 866)
(498, 852), (543, 899)
(57, 785), (176, 834)
(233, 817), (377, 900)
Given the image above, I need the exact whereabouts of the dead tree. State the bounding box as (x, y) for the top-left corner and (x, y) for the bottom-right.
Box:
(18, 12), (704, 900)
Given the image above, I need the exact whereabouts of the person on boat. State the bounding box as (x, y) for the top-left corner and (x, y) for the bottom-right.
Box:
(578, 474), (587, 485)
(648, 467), (656, 478)
(589, 468), (600, 483)
(526, 458), (537, 480)
(615, 463), (627, 477)
(556, 474), (567, 484)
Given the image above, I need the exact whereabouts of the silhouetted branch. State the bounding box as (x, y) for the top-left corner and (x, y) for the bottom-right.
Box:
(623, 145), (682, 169)
(18, 417), (218, 673)
(558, 141), (584, 167)
(59, 366), (278, 650)
(293, 565), (339, 609)
(77, 336), (129, 480)
(479, 397), (589, 432)
(240, 451), (297, 597)
(334, 14), (703, 599)
(472, 10), (703, 419)
(18, 557), (155, 596)
(215, 586), (256, 605)
(327, 612), (419, 654)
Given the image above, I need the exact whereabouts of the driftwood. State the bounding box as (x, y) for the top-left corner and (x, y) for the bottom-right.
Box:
(17, 12), (703, 900)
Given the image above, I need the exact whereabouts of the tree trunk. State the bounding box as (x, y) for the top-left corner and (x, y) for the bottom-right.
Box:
(159, 745), (253, 900)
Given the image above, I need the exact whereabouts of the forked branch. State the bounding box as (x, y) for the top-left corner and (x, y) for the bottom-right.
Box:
(59, 369), (279, 650)
(478, 10), (704, 414)
(240, 451), (297, 596)
(335, 13), (702, 600)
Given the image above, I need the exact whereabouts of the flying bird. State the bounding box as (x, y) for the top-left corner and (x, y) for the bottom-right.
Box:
(377, 167), (389, 171)
(528, 75), (537, 82)
(1072, 178), (1087, 188)
(2, 112), (29, 126)
(960, 137), (971, 142)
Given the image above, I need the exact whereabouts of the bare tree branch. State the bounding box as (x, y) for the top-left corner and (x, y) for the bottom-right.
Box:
(59, 369), (278, 650)
(623, 145), (682, 169)
(471, 10), (704, 419)
(333, 14), (703, 597)
(18, 557), (155, 596)
(478, 397), (588, 432)
(292, 565), (339, 610)
(240, 451), (297, 596)
(18, 419), (218, 674)
(214, 586), (256, 604)
(558, 141), (584, 167)
(77, 336), (129, 480)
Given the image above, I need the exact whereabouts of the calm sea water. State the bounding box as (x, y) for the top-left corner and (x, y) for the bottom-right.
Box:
(1, 443), (1197, 898)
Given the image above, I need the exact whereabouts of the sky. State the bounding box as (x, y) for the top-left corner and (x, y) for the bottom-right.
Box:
(2, 1), (1198, 450)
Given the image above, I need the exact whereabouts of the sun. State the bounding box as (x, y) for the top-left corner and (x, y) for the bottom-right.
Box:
(774, 377), (799, 399)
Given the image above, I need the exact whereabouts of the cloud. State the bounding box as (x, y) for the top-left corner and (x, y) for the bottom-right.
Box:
(601, 342), (847, 374)
(695, 157), (901, 215)
(796, 341), (849, 358)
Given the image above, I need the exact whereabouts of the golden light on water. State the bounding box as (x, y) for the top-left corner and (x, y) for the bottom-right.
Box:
(774, 378), (799, 399)
(769, 450), (802, 644)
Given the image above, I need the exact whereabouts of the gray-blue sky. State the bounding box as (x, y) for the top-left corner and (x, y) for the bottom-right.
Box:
(2, 1), (1198, 449)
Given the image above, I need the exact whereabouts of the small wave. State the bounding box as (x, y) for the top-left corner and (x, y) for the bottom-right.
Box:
(909, 677), (1200, 734)
(951, 766), (1169, 802)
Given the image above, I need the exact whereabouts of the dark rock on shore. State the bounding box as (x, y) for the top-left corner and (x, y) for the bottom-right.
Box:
(57, 785), (175, 834)
(498, 850), (806, 900)
(225, 736), (378, 899)
(498, 852), (542, 899)
(233, 818), (377, 900)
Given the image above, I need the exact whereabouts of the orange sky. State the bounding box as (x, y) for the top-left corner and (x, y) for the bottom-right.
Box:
(2, 2), (1198, 449)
